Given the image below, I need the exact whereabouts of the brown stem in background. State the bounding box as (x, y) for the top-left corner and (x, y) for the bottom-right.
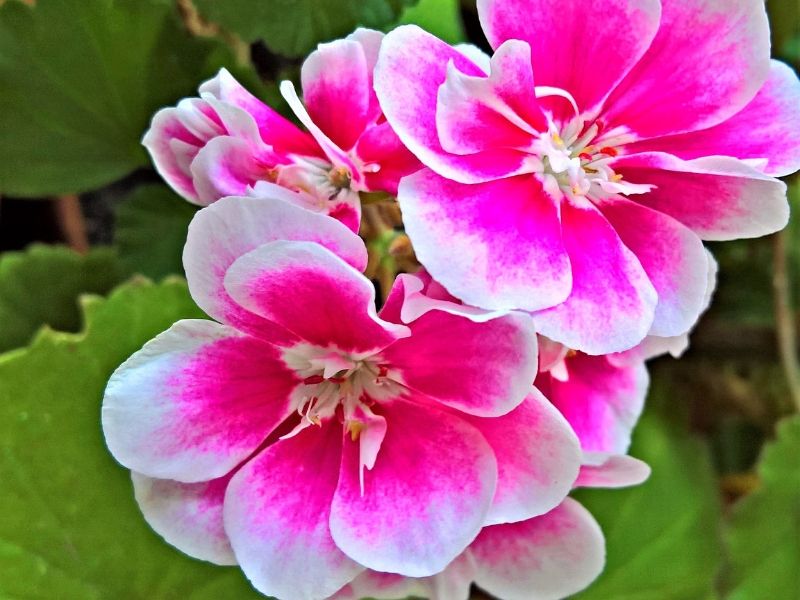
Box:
(772, 230), (800, 412)
(54, 195), (89, 254)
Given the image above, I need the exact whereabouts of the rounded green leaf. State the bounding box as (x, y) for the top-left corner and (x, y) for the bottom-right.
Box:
(0, 0), (229, 196)
(0, 244), (123, 353)
(725, 415), (800, 600)
(574, 398), (723, 600)
(0, 278), (259, 598)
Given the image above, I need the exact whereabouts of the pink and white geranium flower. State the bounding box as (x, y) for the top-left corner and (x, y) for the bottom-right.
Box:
(143, 28), (419, 232)
(375, 0), (800, 354)
(102, 193), (581, 600)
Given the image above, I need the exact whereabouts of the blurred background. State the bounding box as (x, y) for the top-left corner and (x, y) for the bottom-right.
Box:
(0, 0), (798, 598)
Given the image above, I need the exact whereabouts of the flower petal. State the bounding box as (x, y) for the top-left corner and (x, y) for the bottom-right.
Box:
(599, 197), (709, 337)
(575, 453), (652, 489)
(301, 39), (372, 151)
(616, 152), (789, 241)
(184, 194), (367, 336)
(462, 391), (581, 525)
(471, 498), (605, 600)
(224, 420), (364, 600)
(533, 198), (658, 355)
(375, 25), (529, 183)
(131, 472), (236, 566)
(536, 353), (649, 454)
(354, 121), (421, 196)
(224, 240), (408, 354)
(436, 39), (545, 155)
(382, 308), (538, 417)
(190, 136), (286, 204)
(102, 320), (296, 482)
(330, 399), (497, 577)
(603, 0), (771, 138)
(199, 68), (320, 157)
(399, 170), (571, 312)
(628, 60), (800, 178)
(477, 0), (661, 115)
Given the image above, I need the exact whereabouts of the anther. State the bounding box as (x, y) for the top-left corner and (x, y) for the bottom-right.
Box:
(579, 153), (593, 162)
(599, 147), (618, 157)
(303, 375), (325, 385)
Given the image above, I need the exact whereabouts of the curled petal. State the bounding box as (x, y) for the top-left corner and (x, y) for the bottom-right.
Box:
(132, 472), (236, 566)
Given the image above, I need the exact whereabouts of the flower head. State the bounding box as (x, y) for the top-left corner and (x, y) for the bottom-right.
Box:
(143, 29), (419, 232)
(102, 194), (581, 600)
(375, 0), (799, 354)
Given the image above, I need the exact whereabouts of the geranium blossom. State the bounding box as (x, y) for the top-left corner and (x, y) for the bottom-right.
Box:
(375, 0), (800, 354)
(143, 28), (419, 232)
(102, 193), (582, 600)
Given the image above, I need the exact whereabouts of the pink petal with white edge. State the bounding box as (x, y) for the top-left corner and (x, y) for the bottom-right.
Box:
(333, 554), (476, 600)
(599, 197), (709, 338)
(354, 122), (421, 196)
(224, 420), (364, 600)
(381, 308), (538, 417)
(575, 453), (652, 489)
(302, 39), (373, 151)
(132, 472), (236, 566)
(536, 353), (649, 455)
(603, 0), (770, 139)
(399, 170), (571, 312)
(436, 40), (545, 155)
(471, 498), (605, 600)
(533, 198), (658, 355)
(224, 241), (408, 354)
(375, 25), (530, 184)
(200, 68), (320, 157)
(477, 0), (661, 115)
(461, 391), (581, 525)
(190, 136), (286, 204)
(330, 399), (497, 577)
(142, 103), (219, 202)
(629, 60), (800, 178)
(102, 320), (296, 483)
(616, 152), (789, 241)
(279, 81), (360, 181)
(184, 194), (366, 337)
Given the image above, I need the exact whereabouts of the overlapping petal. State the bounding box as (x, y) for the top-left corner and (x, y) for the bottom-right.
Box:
(223, 240), (408, 354)
(183, 194), (367, 337)
(330, 399), (497, 577)
(399, 170), (571, 312)
(224, 420), (364, 600)
(103, 320), (296, 482)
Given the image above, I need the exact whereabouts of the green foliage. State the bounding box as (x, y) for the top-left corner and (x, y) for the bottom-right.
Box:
(724, 415), (800, 600)
(115, 185), (198, 280)
(193, 0), (418, 57)
(398, 0), (465, 43)
(0, 278), (259, 599)
(0, 0), (228, 197)
(0, 245), (124, 353)
(574, 396), (723, 600)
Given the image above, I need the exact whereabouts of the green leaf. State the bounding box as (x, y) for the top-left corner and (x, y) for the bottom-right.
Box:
(0, 0), (229, 197)
(398, 0), (465, 43)
(115, 184), (198, 280)
(574, 398), (723, 600)
(0, 244), (124, 353)
(724, 415), (800, 600)
(193, 0), (418, 57)
(0, 278), (259, 598)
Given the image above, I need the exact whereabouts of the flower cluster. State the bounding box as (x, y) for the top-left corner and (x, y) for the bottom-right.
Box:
(103, 1), (800, 598)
